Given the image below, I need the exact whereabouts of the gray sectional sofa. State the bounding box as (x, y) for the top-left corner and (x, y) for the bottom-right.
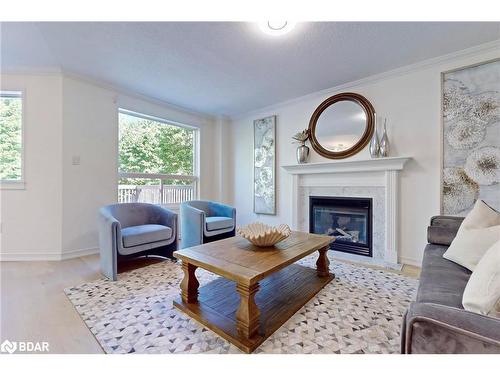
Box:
(401, 215), (500, 354)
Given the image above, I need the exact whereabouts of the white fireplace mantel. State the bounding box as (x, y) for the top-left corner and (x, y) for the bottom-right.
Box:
(281, 156), (411, 175)
(281, 156), (412, 267)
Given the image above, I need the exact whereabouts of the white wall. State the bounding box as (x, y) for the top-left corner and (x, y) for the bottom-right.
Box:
(228, 43), (500, 266)
(61, 77), (118, 258)
(1, 73), (218, 260)
(214, 116), (233, 204)
(0, 74), (63, 259)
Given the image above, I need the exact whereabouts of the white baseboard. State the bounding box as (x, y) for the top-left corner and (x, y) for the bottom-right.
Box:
(0, 247), (99, 261)
(399, 256), (422, 268)
(61, 247), (99, 260)
(0, 252), (62, 261)
(330, 251), (403, 271)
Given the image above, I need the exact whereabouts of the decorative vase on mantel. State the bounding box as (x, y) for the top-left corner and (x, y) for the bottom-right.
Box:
(292, 129), (310, 164)
(296, 144), (310, 164)
(369, 115), (380, 158)
(379, 118), (390, 157)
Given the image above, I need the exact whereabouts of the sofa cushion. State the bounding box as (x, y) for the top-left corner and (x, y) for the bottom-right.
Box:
(205, 216), (234, 231)
(443, 200), (500, 271)
(122, 224), (172, 248)
(417, 244), (472, 309)
(463, 240), (500, 317)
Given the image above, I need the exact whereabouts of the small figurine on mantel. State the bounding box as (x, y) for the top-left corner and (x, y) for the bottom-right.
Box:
(292, 129), (310, 164)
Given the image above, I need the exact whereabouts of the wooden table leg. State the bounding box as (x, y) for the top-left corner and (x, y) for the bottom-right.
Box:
(236, 282), (260, 339)
(180, 261), (199, 304)
(316, 246), (332, 277)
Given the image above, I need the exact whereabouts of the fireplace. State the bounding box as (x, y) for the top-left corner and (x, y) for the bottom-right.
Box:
(309, 196), (372, 257)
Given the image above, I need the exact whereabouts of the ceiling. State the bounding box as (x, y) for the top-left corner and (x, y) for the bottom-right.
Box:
(1, 22), (499, 117)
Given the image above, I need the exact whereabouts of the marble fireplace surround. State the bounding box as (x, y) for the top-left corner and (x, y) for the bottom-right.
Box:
(282, 157), (411, 268)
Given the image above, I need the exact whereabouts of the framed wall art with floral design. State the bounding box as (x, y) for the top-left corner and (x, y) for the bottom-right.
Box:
(441, 58), (500, 215)
(253, 115), (276, 215)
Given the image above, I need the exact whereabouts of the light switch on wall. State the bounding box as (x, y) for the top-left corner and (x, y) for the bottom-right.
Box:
(72, 156), (81, 165)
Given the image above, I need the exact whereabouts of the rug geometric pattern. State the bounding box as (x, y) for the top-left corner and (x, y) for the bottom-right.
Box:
(64, 253), (417, 354)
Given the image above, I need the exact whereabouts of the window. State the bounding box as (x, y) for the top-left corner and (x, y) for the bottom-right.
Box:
(0, 91), (24, 186)
(118, 109), (198, 206)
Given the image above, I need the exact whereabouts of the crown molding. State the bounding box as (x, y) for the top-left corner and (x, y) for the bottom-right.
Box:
(61, 70), (217, 123)
(1, 67), (216, 123)
(229, 39), (500, 121)
(0, 66), (63, 76)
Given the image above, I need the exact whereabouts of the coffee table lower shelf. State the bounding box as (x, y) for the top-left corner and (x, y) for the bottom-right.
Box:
(173, 263), (334, 353)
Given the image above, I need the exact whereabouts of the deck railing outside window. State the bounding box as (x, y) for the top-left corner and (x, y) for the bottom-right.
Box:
(118, 173), (197, 206)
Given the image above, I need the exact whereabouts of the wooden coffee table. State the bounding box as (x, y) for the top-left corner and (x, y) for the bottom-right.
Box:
(172, 231), (334, 353)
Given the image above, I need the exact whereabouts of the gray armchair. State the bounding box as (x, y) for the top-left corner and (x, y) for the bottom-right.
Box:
(180, 200), (236, 249)
(98, 203), (178, 281)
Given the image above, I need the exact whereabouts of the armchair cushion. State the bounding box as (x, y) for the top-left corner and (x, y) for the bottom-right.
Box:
(121, 224), (172, 249)
(205, 216), (234, 231)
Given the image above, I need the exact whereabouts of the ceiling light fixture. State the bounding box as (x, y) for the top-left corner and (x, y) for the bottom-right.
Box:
(259, 21), (296, 36)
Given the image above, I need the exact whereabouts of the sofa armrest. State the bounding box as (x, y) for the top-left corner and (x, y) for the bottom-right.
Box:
(427, 215), (464, 246)
(404, 302), (500, 354)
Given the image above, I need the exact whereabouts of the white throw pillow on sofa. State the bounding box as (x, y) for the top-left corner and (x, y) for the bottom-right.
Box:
(443, 200), (500, 271)
(462, 240), (500, 318)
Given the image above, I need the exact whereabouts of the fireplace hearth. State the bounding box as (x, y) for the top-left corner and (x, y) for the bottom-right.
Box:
(309, 196), (372, 257)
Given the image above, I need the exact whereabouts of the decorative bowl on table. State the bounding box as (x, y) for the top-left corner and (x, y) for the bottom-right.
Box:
(236, 222), (292, 247)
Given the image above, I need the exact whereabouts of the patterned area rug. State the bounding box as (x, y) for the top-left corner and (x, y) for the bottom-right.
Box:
(65, 253), (417, 354)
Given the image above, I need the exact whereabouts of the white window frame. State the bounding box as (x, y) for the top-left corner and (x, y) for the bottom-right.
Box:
(0, 89), (25, 190)
(117, 108), (200, 208)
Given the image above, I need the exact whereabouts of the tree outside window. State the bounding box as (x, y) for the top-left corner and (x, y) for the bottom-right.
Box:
(0, 91), (23, 181)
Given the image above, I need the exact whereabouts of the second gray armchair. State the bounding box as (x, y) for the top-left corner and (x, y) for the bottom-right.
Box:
(180, 200), (236, 248)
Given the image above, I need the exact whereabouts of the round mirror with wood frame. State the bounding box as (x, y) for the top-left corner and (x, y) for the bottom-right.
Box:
(308, 92), (375, 159)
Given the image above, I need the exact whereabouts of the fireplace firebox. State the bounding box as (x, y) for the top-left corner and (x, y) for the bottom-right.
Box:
(309, 196), (372, 257)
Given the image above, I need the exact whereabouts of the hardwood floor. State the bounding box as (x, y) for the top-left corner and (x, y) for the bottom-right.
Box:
(0, 253), (419, 354)
(0, 254), (103, 353)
